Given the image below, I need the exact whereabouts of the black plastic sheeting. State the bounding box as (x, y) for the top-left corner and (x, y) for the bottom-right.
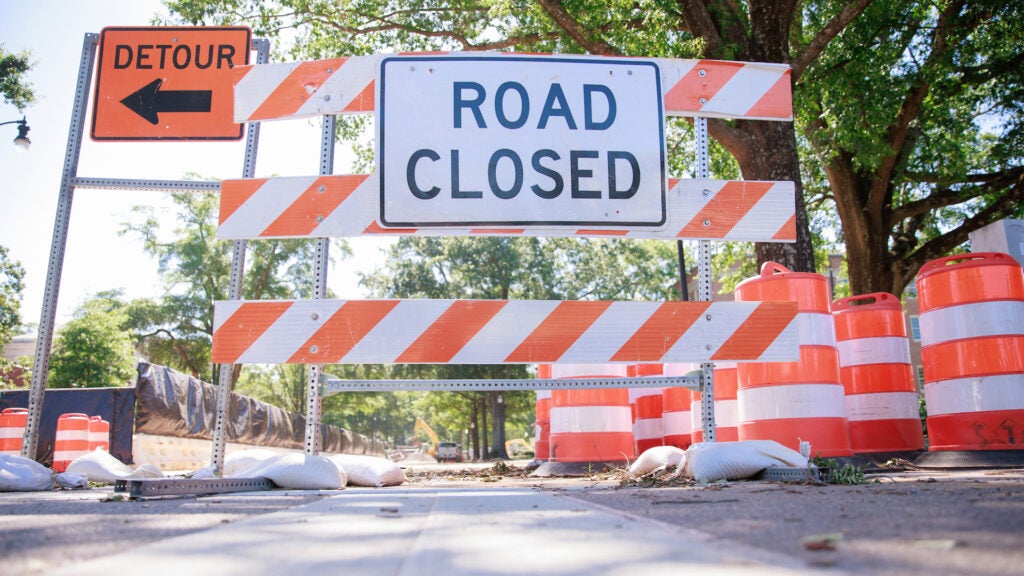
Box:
(0, 387), (136, 466)
(136, 363), (384, 456)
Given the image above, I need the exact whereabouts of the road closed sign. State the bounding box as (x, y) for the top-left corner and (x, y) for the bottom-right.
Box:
(91, 27), (251, 141)
(378, 55), (666, 228)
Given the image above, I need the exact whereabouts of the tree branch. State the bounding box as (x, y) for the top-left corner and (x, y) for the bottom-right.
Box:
(536, 0), (621, 55)
(790, 0), (875, 83)
(892, 166), (1024, 223)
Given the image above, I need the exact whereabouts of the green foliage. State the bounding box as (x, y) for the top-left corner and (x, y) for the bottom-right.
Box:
(0, 245), (25, 346)
(48, 293), (137, 388)
(796, 0), (1024, 294)
(810, 456), (868, 486)
(0, 46), (36, 110)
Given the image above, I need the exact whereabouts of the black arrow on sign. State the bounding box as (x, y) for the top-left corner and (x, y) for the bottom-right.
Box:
(120, 79), (213, 125)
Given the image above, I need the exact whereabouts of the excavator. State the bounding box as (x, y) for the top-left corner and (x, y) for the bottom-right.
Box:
(413, 417), (440, 457)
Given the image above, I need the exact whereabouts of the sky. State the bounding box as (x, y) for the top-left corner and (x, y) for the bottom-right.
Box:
(0, 0), (389, 333)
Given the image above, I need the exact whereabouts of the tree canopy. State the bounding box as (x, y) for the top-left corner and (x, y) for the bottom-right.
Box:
(48, 291), (137, 389)
(798, 0), (1024, 295)
(0, 45), (36, 111)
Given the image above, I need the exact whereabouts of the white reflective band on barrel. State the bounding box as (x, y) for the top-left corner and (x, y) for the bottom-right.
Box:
(0, 429), (22, 439)
(549, 405), (633, 434)
(845, 392), (920, 421)
(923, 374), (1024, 415)
(738, 384), (847, 421)
(55, 430), (87, 440)
(919, 300), (1024, 347)
(837, 336), (912, 367)
(799, 312), (837, 346)
(536, 390), (552, 400)
(634, 418), (663, 440)
(691, 399), (739, 428)
(662, 410), (692, 434)
(630, 387), (663, 401)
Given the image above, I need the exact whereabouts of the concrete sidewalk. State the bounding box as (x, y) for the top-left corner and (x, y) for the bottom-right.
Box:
(52, 487), (811, 576)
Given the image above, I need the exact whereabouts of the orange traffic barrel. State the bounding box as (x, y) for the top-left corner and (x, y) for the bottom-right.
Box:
(547, 364), (633, 463)
(53, 413), (91, 472)
(734, 262), (853, 457)
(89, 416), (111, 452)
(533, 389), (552, 461)
(628, 364), (664, 455)
(833, 292), (924, 453)
(661, 363), (695, 449)
(1, 407), (29, 455)
(690, 361), (740, 443)
(916, 252), (1024, 451)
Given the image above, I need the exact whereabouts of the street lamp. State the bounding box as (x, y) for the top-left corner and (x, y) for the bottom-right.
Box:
(0, 117), (31, 150)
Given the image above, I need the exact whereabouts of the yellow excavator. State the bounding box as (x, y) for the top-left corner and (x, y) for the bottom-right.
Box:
(413, 417), (440, 457)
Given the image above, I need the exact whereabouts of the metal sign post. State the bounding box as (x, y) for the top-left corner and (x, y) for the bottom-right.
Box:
(20, 33), (99, 460)
(210, 38), (269, 475)
(695, 116), (717, 443)
(304, 114), (337, 456)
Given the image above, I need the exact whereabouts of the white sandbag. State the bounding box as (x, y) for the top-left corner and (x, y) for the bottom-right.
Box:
(65, 450), (166, 483)
(223, 449), (280, 477)
(0, 454), (54, 491)
(226, 451), (344, 490)
(329, 454), (406, 487)
(683, 440), (809, 482)
(629, 445), (686, 477)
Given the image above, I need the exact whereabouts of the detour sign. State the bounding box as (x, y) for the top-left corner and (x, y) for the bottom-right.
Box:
(91, 27), (251, 141)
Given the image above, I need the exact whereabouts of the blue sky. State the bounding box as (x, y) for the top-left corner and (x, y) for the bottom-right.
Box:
(0, 0), (381, 330)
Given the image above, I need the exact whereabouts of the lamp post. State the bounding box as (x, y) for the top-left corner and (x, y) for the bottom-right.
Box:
(0, 117), (31, 150)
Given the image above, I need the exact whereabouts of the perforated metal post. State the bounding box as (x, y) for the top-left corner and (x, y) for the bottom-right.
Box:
(21, 34), (98, 460)
(211, 39), (270, 474)
(695, 116), (717, 443)
(305, 114), (336, 456)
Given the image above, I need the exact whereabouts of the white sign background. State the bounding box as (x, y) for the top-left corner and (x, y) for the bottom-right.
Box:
(378, 56), (666, 228)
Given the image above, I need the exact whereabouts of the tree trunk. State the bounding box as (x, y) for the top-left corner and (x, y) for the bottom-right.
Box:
(489, 391), (509, 459)
(479, 396), (489, 458)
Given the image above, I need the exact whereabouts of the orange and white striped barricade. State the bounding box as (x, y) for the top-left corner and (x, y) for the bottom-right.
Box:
(53, 413), (91, 472)
(211, 299), (799, 365)
(1, 407), (29, 455)
(88, 416), (111, 452)
(916, 252), (1024, 451)
(690, 361), (739, 444)
(734, 262), (853, 457)
(233, 55), (792, 124)
(832, 293), (923, 453)
(547, 364), (633, 464)
(628, 364), (665, 455)
(662, 363), (696, 449)
(218, 176), (796, 243)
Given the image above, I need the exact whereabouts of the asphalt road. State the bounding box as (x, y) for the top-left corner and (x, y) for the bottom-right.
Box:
(1, 463), (1022, 575)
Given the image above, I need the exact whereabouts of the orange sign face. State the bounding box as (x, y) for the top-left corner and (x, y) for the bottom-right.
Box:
(91, 27), (251, 141)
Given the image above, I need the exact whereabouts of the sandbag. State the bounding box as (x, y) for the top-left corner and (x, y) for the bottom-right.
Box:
(630, 446), (686, 477)
(329, 454), (405, 487)
(683, 440), (809, 482)
(0, 454), (54, 491)
(65, 450), (166, 483)
(225, 450), (344, 490)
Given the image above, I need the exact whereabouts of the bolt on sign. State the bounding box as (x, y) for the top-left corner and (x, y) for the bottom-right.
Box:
(91, 26), (251, 141)
(377, 55), (667, 228)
